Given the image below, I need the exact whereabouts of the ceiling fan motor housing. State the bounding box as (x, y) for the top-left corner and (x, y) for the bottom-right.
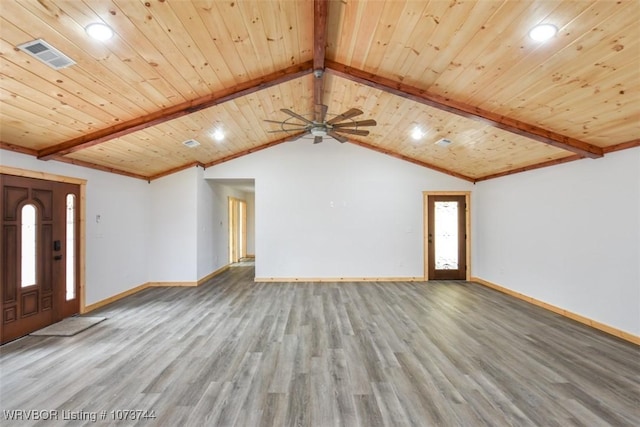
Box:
(310, 126), (328, 136)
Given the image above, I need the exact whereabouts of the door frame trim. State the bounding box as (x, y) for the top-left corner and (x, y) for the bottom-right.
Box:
(0, 166), (87, 313)
(423, 191), (471, 281)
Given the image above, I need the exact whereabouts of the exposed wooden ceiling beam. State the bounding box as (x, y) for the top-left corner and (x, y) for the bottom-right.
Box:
(602, 138), (640, 154)
(54, 134), (305, 181)
(326, 61), (604, 159)
(54, 157), (149, 180)
(313, 0), (328, 72)
(147, 161), (205, 182)
(202, 133), (305, 170)
(313, 0), (328, 122)
(474, 155), (582, 182)
(38, 61), (314, 160)
(346, 138), (476, 182)
(148, 133), (305, 180)
(0, 141), (37, 156)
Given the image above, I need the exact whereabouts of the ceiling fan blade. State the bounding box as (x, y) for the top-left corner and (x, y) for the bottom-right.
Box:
(313, 136), (323, 144)
(331, 119), (377, 128)
(264, 119), (307, 126)
(284, 130), (309, 142)
(267, 129), (300, 133)
(326, 108), (363, 125)
(280, 108), (314, 125)
(327, 131), (348, 143)
(333, 128), (370, 136)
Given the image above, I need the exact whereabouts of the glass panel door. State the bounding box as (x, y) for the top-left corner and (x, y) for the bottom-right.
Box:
(427, 195), (467, 280)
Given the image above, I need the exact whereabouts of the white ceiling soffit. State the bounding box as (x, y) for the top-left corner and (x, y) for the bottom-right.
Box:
(210, 179), (256, 194)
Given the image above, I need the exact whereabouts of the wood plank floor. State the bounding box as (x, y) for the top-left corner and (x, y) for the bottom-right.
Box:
(1, 266), (638, 426)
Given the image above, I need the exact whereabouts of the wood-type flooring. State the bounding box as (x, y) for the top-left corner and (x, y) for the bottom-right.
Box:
(1, 266), (638, 426)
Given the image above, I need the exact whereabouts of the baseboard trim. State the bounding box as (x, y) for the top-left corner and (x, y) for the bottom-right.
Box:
(198, 264), (230, 285)
(147, 281), (198, 287)
(471, 276), (639, 346)
(83, 265), (230, 313)
(255, 277), (425, 283)
(82, 282), (152, 313)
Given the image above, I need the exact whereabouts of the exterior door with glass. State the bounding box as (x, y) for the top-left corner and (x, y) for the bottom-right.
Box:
(0, 174), (80, 344)
(427, 195), (467, 280)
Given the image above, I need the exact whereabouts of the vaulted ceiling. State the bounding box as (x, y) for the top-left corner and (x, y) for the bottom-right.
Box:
(1, 0), (638, 182)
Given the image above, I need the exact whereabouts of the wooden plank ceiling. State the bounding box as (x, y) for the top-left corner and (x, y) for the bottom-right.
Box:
(1, 0), (638, 182)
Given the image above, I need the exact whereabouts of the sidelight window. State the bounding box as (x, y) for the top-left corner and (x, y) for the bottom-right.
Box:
(66, 194), (76, 300)
(21, 204), (37, 287)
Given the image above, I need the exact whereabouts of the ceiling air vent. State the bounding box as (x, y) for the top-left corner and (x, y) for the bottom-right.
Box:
(435, 138), (453, 147)
(17, 39), (76, 70)
(182, 139), (200, 148)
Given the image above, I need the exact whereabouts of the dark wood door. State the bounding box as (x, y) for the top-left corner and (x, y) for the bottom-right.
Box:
(1, 174), (80, 344)
(428, 195), (467, 280)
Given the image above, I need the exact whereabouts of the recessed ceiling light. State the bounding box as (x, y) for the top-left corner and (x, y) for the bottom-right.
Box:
(411, 127), (424, 140)
(528, 24), (558, 42)
(86, 23), (114, 41)
(213, 129), (225, 141)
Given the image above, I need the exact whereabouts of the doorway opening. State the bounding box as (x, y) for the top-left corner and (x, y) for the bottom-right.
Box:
(228, 197), (247, 265)
(423, 192), (471, 281)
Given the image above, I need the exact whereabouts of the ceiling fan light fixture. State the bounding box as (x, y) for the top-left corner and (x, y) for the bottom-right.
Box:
(86, 23), (114, 41)
(528, 23), (557, 42)
(310, 126), (328, 137)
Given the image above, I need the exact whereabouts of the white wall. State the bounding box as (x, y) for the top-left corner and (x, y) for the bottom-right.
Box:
(0, 150), (149, 305)
(246, 192), (256, 256)
(147, 167), (199, 282)
(205, 138), (474, 279)
(197, 172), (217, 280)
(473, 147), (640, 336)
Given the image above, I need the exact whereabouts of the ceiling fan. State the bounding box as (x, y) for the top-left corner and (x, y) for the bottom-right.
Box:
(265, 104), (377, 144)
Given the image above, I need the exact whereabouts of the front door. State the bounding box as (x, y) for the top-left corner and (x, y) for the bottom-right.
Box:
(427, 195), (467, 280)
(1, 174), (80, 344)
